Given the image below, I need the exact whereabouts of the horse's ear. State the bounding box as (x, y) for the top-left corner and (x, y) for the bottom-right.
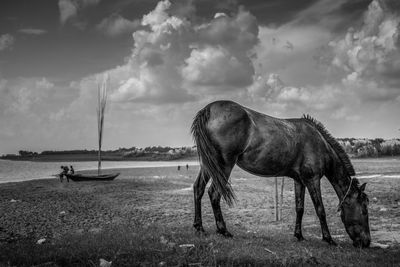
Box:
(359, 183), (367, 192)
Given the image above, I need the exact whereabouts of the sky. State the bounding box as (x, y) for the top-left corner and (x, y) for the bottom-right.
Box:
(0, 0), (400, 154)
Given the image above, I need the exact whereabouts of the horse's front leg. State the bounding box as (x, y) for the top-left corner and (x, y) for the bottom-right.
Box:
(305, 176), (336, 246)
(294, 180), (305, 241)
(208, 183), (232, 237)
(193, 170), (209, 234)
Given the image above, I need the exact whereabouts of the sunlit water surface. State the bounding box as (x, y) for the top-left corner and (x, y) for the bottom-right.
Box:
(0, 160), (199, 183)
(1, 157), (399, 184)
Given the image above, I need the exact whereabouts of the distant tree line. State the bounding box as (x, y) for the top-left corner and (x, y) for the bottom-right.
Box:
(1, 146), (198, 160)
(40, 149), (98, 155)
(3, 140), (400, 160)
(18, 150), (38, 157)
(337, 138), (400, 158)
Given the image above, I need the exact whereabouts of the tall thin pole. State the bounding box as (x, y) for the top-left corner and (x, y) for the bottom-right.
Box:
(274, 177), (279, 221)
(279, 177), (285, 220)
(97, 74), (108, 175)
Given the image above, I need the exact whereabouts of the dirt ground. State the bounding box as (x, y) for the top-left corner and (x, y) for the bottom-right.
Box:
(0, 161), (399, 266)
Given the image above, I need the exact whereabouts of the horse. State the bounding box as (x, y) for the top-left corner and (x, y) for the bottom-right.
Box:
(191, 100), (370, 248)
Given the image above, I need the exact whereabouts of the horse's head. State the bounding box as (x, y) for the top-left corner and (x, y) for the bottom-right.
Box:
(339, 182), (370, 248)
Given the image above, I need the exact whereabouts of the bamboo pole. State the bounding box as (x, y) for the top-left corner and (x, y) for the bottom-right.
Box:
(279, 177), (285, 220)
(97, 74), (108, 175)
(274, 177), (279, 221)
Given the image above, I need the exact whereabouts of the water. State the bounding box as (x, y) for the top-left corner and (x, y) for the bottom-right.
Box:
(0, 160), (199, 184)
(1, 157), (399, 184)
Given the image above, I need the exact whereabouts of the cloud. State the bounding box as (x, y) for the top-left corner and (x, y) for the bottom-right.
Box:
(182, 45), (254, 90)
(58, 0), (101, 24)
(0, 34), (15, 51)
(0, 77), (54, 115)
(18, 28), (47, 35)
(247, 73), (343, 114)
(97, 14), (140, 37)
(328, 0), (400, 88)
(59, 0), (78, 24)
(109, 0), (259, 103)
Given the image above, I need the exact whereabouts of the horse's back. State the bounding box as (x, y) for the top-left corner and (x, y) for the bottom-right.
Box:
(206, 101), (252, 160)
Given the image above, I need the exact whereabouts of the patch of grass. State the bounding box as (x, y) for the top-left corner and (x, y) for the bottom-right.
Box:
(1, 223), (400, 266)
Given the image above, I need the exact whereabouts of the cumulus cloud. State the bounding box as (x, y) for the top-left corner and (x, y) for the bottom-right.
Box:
(58, 0), (101, 24)
(18, 28), (47, 35)
(0, 34), (15, 51)
(110, 0), (259, 102)
(247, 73), (343, 114)
(329, 0), (400, 87)
(59, 0), (78, 24)
(97, 14), (140, 37)
(0, 77), (55, 115)
(182, 45), (253, 89)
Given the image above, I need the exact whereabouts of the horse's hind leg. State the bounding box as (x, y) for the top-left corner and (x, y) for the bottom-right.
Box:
(193, 169), (210, 234)
(208, 182), (233, 237)
(294, 180), (305, 241)
(208, 163), (235, 237)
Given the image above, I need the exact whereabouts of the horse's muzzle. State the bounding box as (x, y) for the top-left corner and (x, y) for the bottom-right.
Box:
(353, 234), (371, 248)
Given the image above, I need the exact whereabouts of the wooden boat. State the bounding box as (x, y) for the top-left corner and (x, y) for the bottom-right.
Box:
(66, 173), (119, 182)
(61, 75), (118, 183)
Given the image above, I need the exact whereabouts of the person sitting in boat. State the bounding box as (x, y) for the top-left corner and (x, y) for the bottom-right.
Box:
(63, 166), (70, 183)
(69, 166), (74, 174)
(59, 166), (65, 182)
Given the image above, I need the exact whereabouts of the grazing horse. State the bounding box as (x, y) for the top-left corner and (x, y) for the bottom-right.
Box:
(191, 100), (370, 248)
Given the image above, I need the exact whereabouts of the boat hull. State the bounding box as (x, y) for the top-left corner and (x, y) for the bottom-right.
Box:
(65, 173), (119, 182)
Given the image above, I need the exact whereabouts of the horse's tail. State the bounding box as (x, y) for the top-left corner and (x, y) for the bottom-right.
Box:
(191, 106), (235, 206)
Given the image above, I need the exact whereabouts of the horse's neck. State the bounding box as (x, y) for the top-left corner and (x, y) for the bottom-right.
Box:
(326, 166), (351, 201)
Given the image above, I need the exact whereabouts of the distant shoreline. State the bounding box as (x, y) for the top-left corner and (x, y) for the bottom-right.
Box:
(3, 154), (400, 162)
(0, 154), (198, 162)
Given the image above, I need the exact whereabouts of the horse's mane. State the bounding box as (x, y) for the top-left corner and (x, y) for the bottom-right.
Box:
(303, 114), (356, 177)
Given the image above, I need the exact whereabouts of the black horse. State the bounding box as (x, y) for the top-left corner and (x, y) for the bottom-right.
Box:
(191, 100), (370, 248)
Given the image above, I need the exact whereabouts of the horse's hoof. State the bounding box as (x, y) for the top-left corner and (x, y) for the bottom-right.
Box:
(323, 237), (337, 246)
(217, 229), (233, 238)
(295, 233), (305, 241)
(195, 230), (207, 237)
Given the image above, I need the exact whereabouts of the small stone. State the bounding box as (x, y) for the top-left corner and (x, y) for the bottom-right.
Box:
(168, 242), (176, 248)
(59, 211), (66, 215)
(160, 236), (168, 245)
(89, 227), (102, 234)
(370, 242), (389, 249)
(37, 238), (46, 244)
(379, 207), (387, 212)
(372, 197), (378, 202)
(179, 244), (195, 248)
(99, 258), (112, 267)
(158, 261), (167, 266)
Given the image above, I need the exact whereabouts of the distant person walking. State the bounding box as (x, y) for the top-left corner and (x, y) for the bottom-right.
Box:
(177, 165), (181, 171)
(186, 164), (189, 170)
(69, 166), (74, 174)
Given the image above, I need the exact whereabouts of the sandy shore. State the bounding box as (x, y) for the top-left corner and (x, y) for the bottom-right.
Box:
(1, 164), (400, 244)
(0, 166), (197, 243)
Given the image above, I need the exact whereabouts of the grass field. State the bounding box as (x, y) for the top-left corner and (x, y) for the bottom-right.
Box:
(0, 159), (399, 266)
